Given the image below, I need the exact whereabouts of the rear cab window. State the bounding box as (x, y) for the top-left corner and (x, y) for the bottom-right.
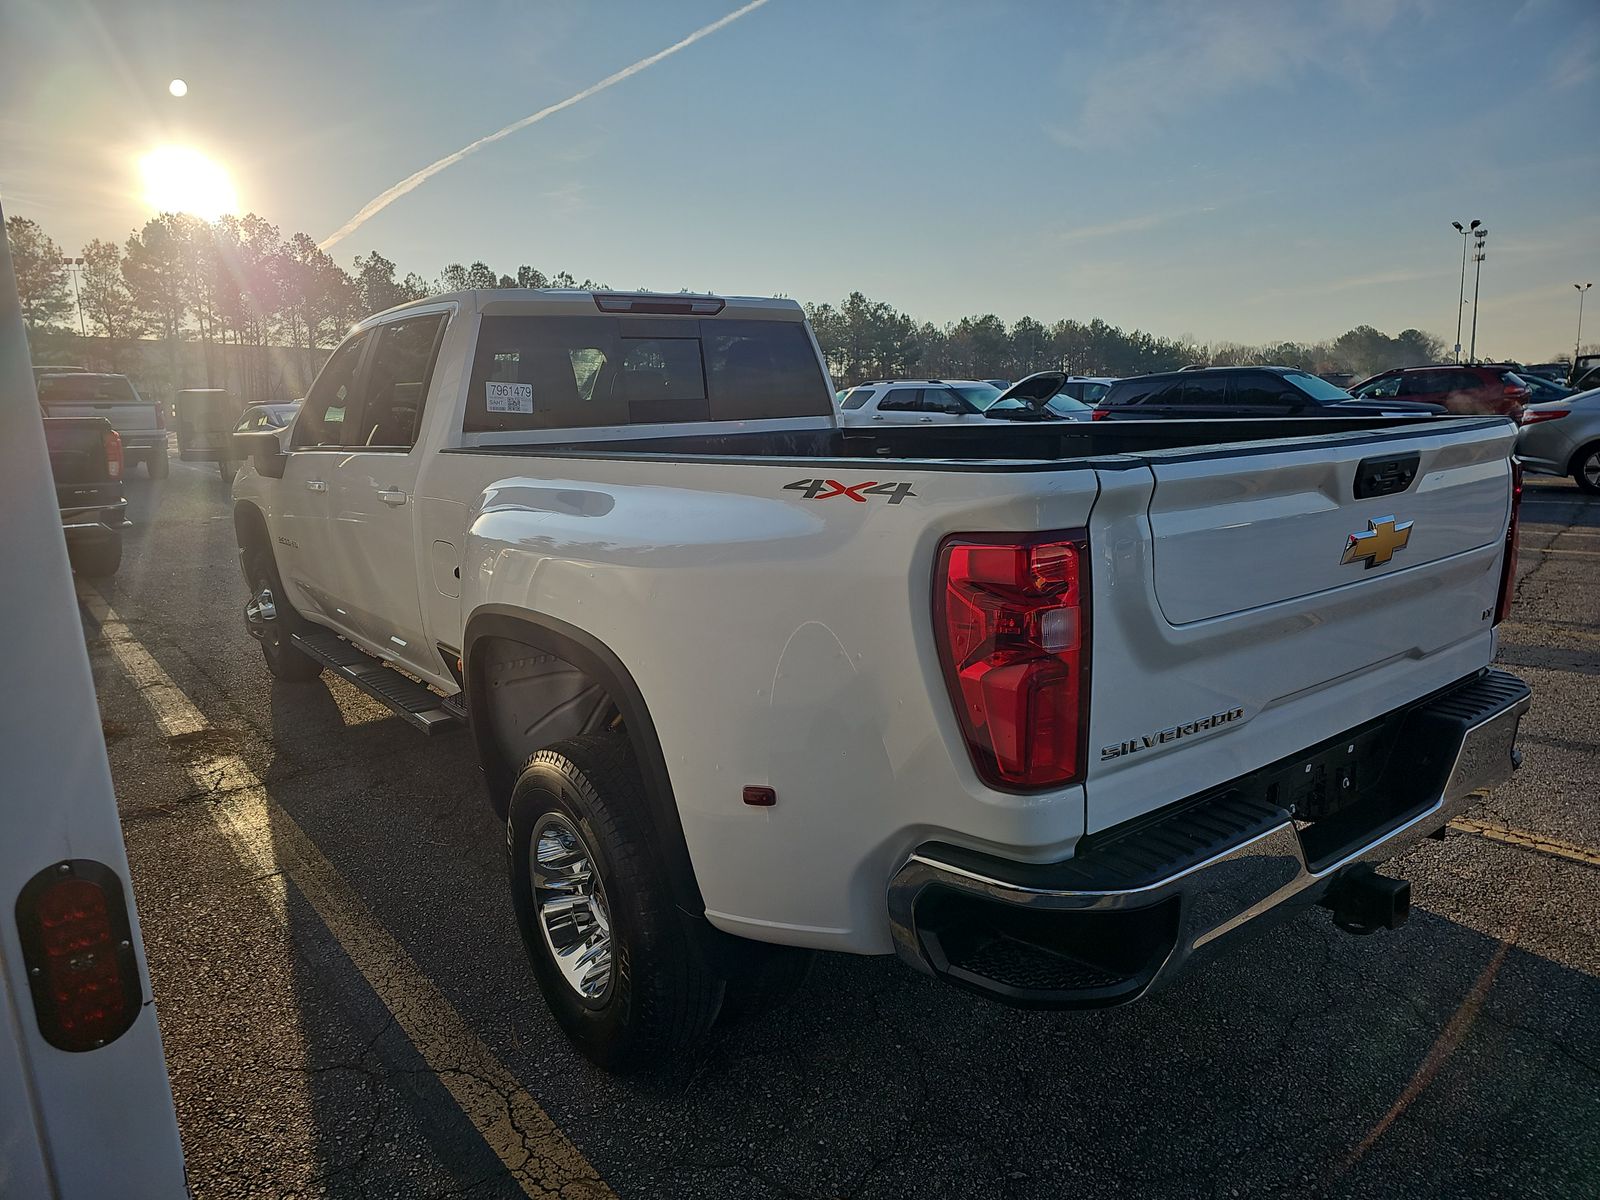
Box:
(38, 375), (142, 405)
(464, 314), (832, 432)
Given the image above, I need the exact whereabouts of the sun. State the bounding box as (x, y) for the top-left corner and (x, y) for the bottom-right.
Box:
(139, 146), (238, 220)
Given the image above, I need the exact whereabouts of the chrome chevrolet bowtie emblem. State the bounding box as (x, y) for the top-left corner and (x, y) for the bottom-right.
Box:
(1342, 515), (1413, 569)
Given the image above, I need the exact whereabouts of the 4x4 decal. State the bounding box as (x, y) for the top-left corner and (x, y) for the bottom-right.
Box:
(783, 479), (916, 504)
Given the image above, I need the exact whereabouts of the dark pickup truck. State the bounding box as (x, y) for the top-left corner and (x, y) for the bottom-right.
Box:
(44, 415), (126, 577)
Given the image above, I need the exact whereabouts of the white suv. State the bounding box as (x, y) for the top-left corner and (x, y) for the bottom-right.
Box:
(837, 379), (1003, 427)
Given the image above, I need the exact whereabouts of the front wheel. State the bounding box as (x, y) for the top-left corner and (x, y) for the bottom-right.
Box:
(508, 734), (722, 1072)
(1573, 443), (1600, 495)
(242, 544), (322, 681)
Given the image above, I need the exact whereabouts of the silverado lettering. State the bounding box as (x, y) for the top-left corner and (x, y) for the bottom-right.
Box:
(1100, 707), (1247, 761)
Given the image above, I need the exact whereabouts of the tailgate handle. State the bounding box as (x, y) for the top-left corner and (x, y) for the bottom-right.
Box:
(1354, 453), (1419, 499)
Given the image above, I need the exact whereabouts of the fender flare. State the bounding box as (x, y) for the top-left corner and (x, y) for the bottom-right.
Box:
(462, 606), (705, 917)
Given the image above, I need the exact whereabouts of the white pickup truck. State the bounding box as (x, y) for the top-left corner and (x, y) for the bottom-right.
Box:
(232, 290), (1530, 1070)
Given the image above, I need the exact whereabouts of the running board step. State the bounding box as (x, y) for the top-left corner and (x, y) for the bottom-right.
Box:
(290, 631), (462, 735)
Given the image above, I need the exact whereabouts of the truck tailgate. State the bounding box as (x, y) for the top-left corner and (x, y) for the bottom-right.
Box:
(1085, 419), (1515, 832)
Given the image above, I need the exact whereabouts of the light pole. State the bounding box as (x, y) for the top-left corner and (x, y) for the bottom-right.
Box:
(1577, 283), (1594, 361)
(1467, 227), (1488, 363)
(1450, 219), (1480, 362)
(59, 255), (85, 336)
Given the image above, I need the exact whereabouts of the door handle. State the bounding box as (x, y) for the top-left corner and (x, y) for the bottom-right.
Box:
(306, 480), (328, 493)
(377, 488), (408, 506)
(871, 415), (885, 421)
(919, 416), (934, 423)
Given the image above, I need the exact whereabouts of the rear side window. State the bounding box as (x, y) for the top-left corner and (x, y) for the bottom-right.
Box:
(294, 334), (368, 448)
(1401, 370), (1473, 396)
(1101, 377), (1169, 407)
(877, 388), (921, 412)
(840, 387), (876, 410)
(464, 315), (831, 432)
(354, 314), (447, 449)
(1181, 377), (1229, 405)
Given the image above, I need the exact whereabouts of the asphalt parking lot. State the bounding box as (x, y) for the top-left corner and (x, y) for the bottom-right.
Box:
(82, 452), (1599, 1199)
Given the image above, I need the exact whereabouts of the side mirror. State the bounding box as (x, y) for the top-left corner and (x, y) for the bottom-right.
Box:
(231, 428), (288, 478)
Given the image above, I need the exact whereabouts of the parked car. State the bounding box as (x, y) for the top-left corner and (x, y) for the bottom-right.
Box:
(1573, 363), (1600, 393)
(176, 388), (243, 476)
(980, 371), (1099, 421)
(1057, 376), (1117, 405)
(230, 289), (1528, 1071)
(36, 371), (169, 477)
(1516, 373), (1575, 404)
(837, 379), (1005, 426)
(1517, 387), (1600, 493)
(30, 363), (86, 383)
(42, 415), (126, 576)
(1517, 362), (1570, 383)
(1094, 366), (1442, 419)
(1347, 365), (1530, 418)
(1567, 354), (1600, 389)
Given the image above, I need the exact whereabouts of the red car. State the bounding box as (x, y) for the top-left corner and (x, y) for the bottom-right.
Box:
(1349, 365), (1530, 418)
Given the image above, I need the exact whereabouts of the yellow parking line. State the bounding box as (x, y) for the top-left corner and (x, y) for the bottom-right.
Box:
(1448, 817), (1600, 869)
(81, 587), (613, 1200)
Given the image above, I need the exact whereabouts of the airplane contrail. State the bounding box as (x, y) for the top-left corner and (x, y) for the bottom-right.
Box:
(319, 0), (771, 251)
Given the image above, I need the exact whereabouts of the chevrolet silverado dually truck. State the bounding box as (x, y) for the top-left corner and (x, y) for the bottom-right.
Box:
(230, 290), (1530, 1071)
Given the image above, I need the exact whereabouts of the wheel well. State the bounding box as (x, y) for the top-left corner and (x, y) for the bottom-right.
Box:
(463, 608), (705, 915)
(233, 501), (271, 559)
(1569, 439), (1600, 475)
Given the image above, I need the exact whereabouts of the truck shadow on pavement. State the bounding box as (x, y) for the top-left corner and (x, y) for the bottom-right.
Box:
(248, 680), (1600, 1200)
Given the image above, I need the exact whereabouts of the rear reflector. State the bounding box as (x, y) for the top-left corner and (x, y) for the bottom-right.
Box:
(104, 429), (123, 481)
(935, 532), (1090, 790)
(15, 860), (142, 1052)
(1494, 460), (1522, 626)
(593, 293), (726, 316)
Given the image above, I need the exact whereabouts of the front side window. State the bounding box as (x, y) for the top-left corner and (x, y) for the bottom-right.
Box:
(1234, 373), (1299, 406)
(1355, 374), (1401, 398)
(464, 315), (831, 432)
(355, 314), (447, 449)
(1283, 371), (1355, 402)
(294, 334), (367, 447)
(922, 388), (968, 415)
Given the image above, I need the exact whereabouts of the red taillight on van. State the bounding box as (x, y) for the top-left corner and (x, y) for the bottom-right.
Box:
(935, 532), (1090, 790)
(1494, 460), (1522, 625)
(15, 861), (142, 1052)
(104, 428), (123, 480)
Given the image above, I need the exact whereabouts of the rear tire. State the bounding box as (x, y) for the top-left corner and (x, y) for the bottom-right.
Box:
(1572, 443), (1600, 495)
(508, 734), (722, 1072)
(69, 531), (122, 579)
(146, 449), (170, 479)
(242, 543), (323, 681)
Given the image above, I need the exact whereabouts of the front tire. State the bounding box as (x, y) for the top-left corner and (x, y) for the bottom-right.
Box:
(1573, 443), (1600, 495)
(508, 734), (722, 1072)
(242, 544), (323, 681)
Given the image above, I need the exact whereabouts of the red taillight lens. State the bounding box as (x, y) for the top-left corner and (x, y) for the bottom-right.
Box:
(104, 429), (123, 480)
(935, 532), (1089, 790)
(1090, 408), (1110, 421)
(15, 862), (142, 1052)
(1495, 460), (1522, 625)
(1519, 408), (1569, 425)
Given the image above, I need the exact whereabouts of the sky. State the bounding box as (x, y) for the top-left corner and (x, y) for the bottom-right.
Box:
(2, 0), (1597, 361)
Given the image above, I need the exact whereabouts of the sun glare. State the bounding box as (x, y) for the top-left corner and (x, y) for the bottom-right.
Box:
(139, 146), (238, 220)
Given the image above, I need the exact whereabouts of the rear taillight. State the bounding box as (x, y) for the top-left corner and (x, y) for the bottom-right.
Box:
(1494, 460), (1522, 625)
(15, 861), (142, 1052)
(154, 403), (166, 429)
(104, 429), (123, 480)
(935, 532), (1090, 790)
(1519, 408), (1569, 425)
(1090, 408), (1110, 421)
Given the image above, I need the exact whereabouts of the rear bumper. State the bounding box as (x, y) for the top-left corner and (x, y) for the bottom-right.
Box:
(887, 669), (1531, 1009)
(61, 498), (128, 543)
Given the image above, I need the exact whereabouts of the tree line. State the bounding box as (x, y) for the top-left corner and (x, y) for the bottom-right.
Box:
(10, 209), (1455, 403)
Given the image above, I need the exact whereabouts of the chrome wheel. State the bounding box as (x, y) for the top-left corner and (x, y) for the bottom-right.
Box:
(531, 813), (613, 1002)
(1581, 450), (1600, 490)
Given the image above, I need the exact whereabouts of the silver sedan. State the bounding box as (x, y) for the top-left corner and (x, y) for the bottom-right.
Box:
(1517, 387), (1600, 494)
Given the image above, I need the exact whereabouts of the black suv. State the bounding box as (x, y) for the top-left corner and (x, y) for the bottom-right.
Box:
(1094, 366), (1441, 420)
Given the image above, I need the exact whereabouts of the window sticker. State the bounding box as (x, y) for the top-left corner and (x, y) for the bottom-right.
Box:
(486, 381), (534, 414)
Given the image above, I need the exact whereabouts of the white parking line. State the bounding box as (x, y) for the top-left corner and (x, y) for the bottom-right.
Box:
(80, 586), (613, 1200)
